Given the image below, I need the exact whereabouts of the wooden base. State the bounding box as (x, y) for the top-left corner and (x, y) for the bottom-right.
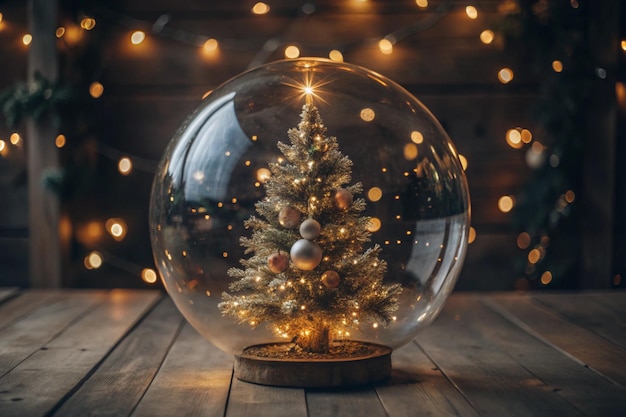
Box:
(234, 341), (392, 387)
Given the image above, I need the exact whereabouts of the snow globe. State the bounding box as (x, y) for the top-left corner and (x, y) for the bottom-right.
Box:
(150, 58), (470, 387)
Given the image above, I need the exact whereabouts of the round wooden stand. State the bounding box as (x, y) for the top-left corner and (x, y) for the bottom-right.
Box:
(234, 342), (392, 387)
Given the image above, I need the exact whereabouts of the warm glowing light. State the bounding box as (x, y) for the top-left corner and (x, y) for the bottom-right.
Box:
(256, 167), (271, 182)
(411, 131), (424, 144)
(480, 30), (494, 44)
(118, 157), (133, 175)
(284, 45), (300, 59)
(528, 248), (541, 264)
(366, 217), (382, 232)
(540, 271), (552, 285)
(360, 108), (375, 122)
(56, 27), (65, 38)
(106, 218), (127, 241)
(367, 187), (383, 202)
(0, 140), (6, 154)
(252, 2), (270, 14)
(85, 251), (103, 269)
(468, 227), (476, 244)
(77, 221), (103, 245)
(130, 30), (145, 45)
(565, 190), (575, 203)
(465, 5), (478, 19)
(142, 268), (158, 284)
(80, 17), (96, 30)
(403, 143), (418, 160)
(517, 232), (531, 249)
(203, 38), (218, 52)
(459, 154), (468, 170)
(10, 133), (21, 145)
(23, 34), (32, 45)
(552, 60), (563, 72)
(498, 68), (514, 84)
(89, 81), (104, 98)
(498, 195), (515, 213)
(521, 129), (532, 143)
(621, 40), (626, 51)
(55, 134), (66, 148)
(506, 128), (523, 149)
(0, 13), (3, 24)
(378, 38), (393, 55)
(329, 50), (343, 62)
(415, 0), (428, 8)
(64, 25), (83, 45)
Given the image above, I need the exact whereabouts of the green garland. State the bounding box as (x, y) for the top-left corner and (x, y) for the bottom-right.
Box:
(0, 72), (75, 128)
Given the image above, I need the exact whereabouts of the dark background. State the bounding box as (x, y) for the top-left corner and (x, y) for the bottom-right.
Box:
(0, 0), (624, 291)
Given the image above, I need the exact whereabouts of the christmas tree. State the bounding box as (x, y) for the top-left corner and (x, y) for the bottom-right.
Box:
(219, 103), (402, 354)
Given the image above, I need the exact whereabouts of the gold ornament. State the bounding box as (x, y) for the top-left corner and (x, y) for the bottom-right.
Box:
(321, 270), (340, 288)
(278, 206), (301, 228)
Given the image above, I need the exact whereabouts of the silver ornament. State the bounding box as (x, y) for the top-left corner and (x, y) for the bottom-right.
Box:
(290, 239), (322, 270)
(299, 218), (321, 240)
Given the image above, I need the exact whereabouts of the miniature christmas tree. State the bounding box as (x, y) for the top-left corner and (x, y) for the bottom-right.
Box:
(219, 103), (401, 354)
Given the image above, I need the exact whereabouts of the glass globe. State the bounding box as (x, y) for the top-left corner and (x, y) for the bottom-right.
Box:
(150, 58), (470, 356)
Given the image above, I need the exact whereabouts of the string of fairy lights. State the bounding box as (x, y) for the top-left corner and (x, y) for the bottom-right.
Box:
(0, 0), (621, 287)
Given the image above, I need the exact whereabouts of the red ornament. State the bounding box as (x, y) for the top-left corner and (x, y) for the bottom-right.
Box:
(268, 251), (289, 273)
(335, 188), (353, 210)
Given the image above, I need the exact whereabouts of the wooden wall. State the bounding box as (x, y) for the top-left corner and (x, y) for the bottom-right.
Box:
(0, 0), (622, 290)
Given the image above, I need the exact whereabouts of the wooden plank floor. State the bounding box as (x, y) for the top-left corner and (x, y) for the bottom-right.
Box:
(0, 290), (624, 417)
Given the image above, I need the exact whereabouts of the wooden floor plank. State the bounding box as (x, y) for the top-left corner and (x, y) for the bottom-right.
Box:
(586, 292), (626, 316)
(0, 290), (64, 331)
(0, 291), (106, 377)
(306, 388), (388, 417)
(0, 290), (161, 417)
(376, 341), (480, 417)
(473, 295), (626, 416)
(416, 295), (586, 417)
(131, 323), (233, 417)
(48, 297), (183, 417)
(486, 294), (626, 388)
(533, 292), (626, 349)
(226, 378), (307, 417)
